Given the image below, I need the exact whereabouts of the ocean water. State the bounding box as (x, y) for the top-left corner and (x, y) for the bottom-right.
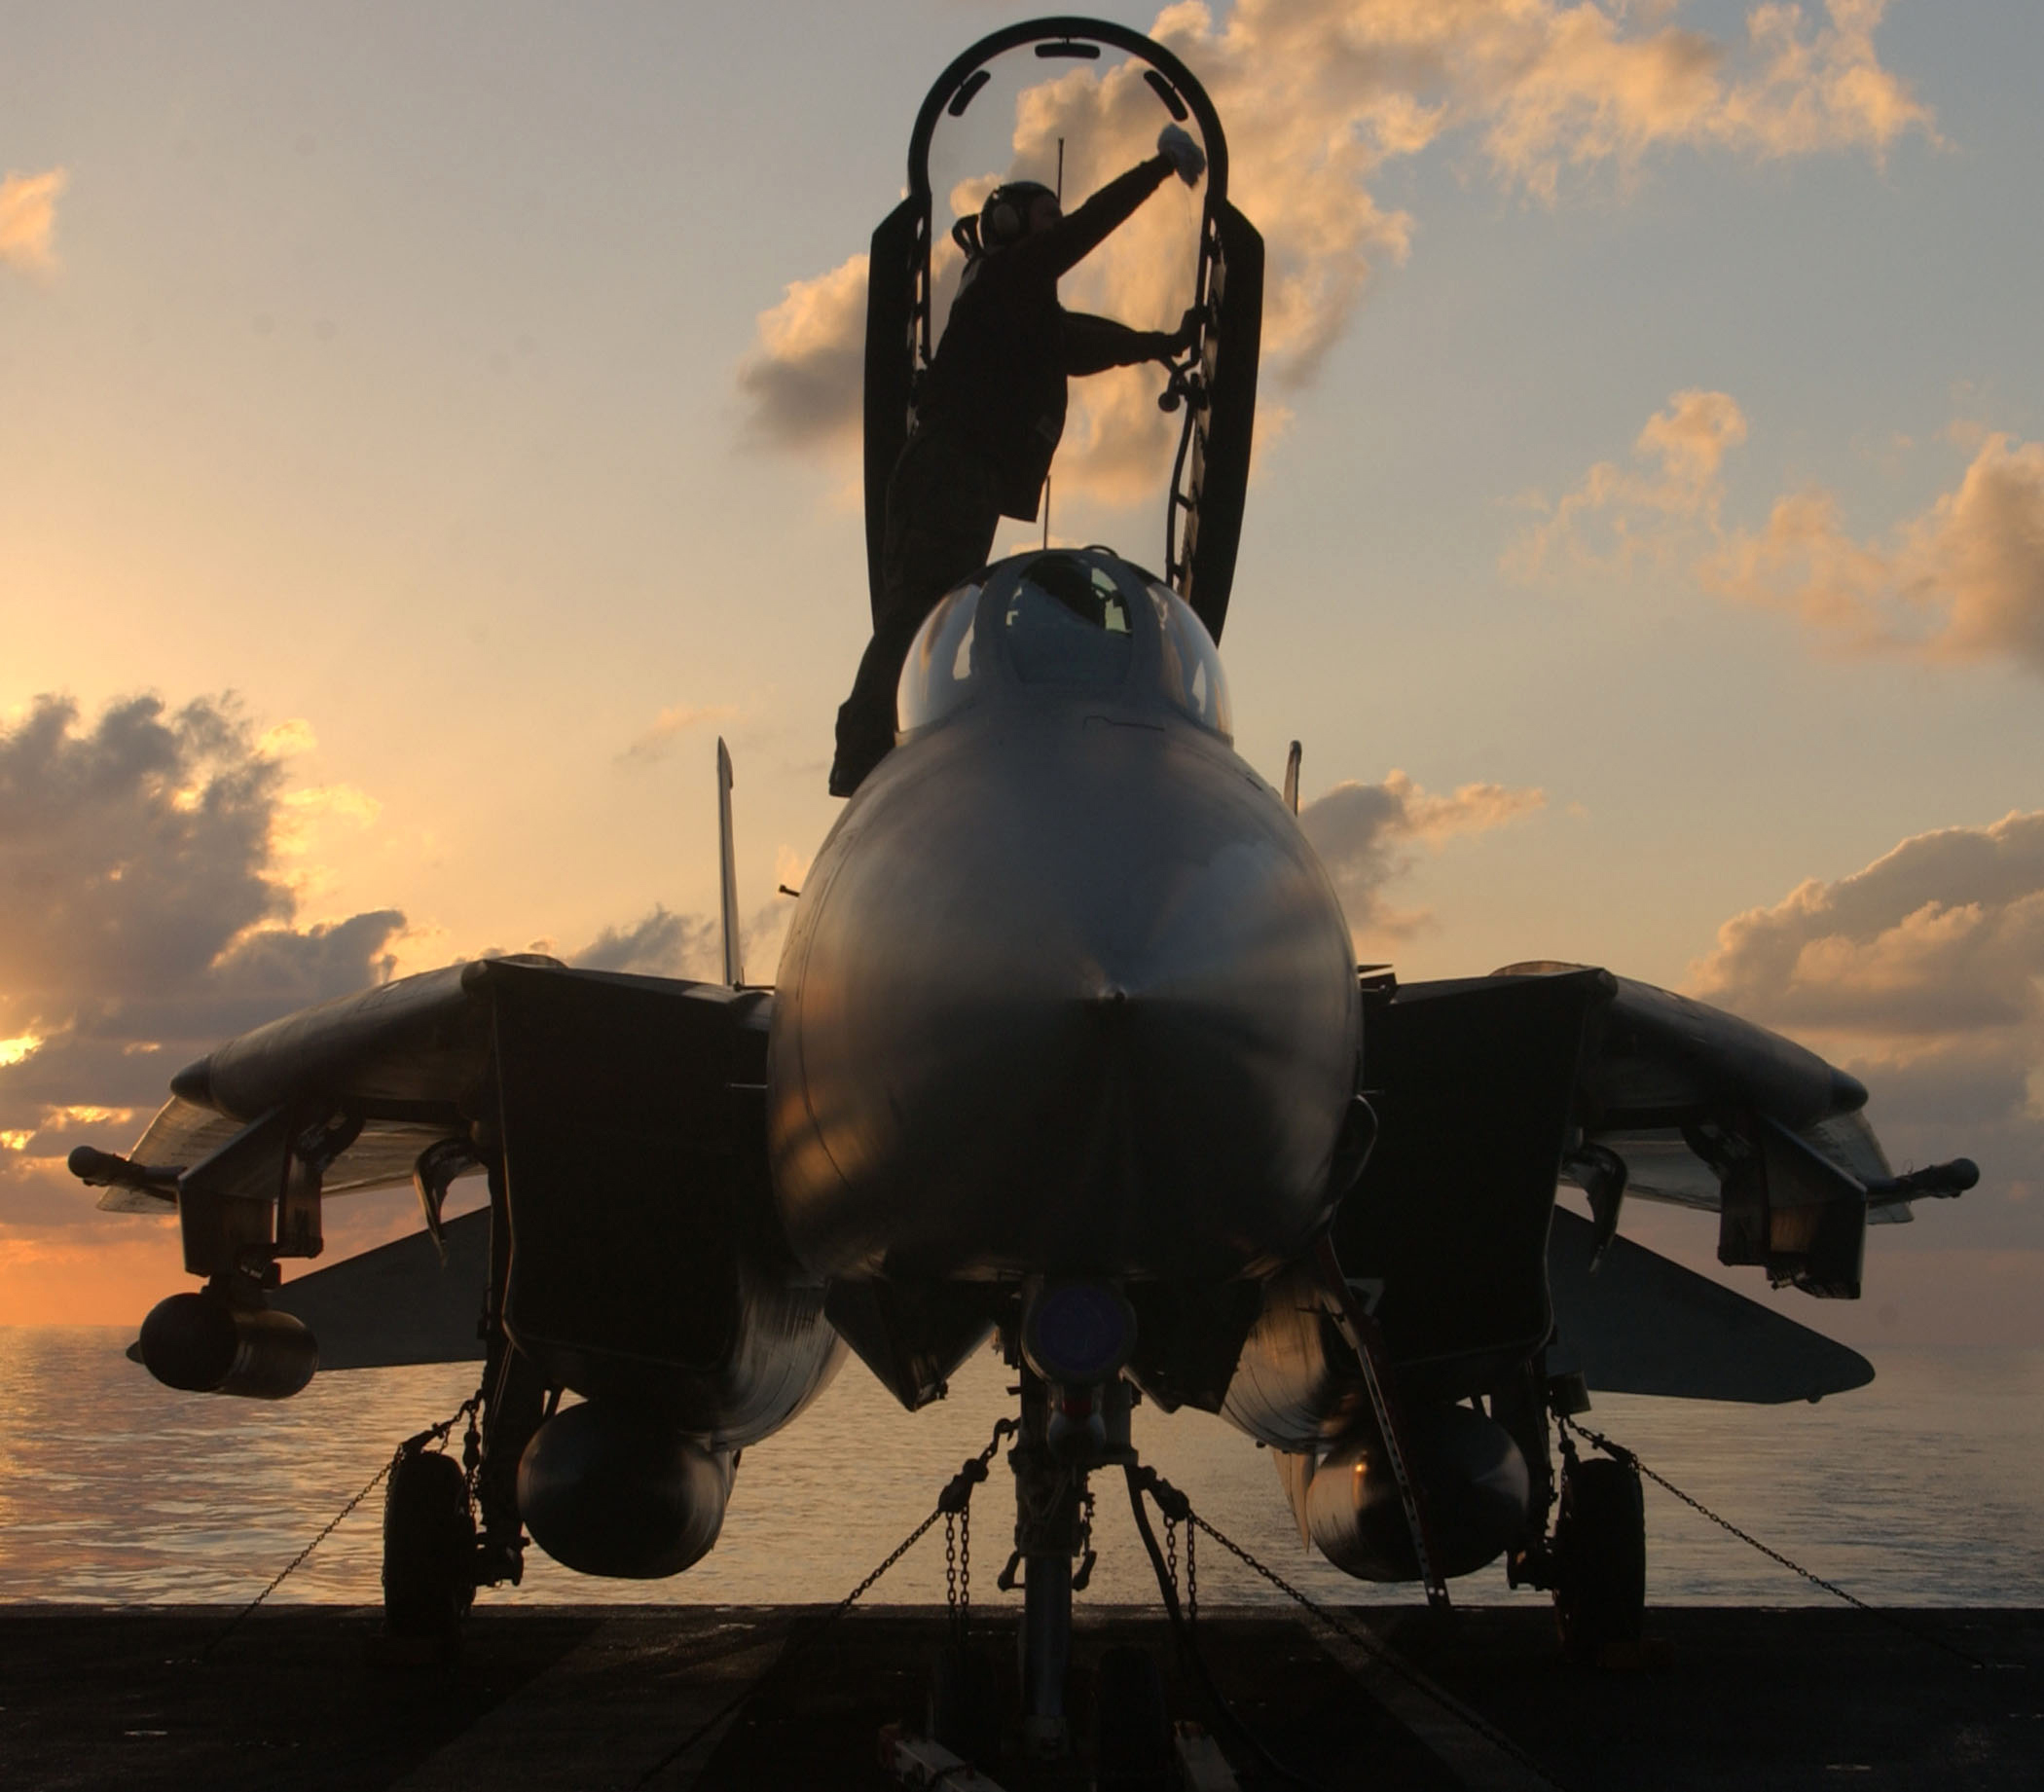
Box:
(1, 1328), (2039, 1611)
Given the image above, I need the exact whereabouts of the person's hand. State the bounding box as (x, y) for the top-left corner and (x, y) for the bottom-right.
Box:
(1174, 307), (1203, 353)
(1157, 124), (1206, 187)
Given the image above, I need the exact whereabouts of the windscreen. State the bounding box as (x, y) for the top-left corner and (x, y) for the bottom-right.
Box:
(1002, 555), (1133, 686)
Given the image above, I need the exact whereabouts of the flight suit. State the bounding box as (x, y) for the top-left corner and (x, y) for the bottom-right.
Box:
(830, 153), (1186, 796)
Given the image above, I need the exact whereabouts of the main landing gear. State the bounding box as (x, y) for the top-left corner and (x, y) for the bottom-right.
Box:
(1495, 1356), (1649, 1664)
(1551, 1431), (1647, 1664)
(378, 1368), (544, 1645)
(381, 1154), (547, 1644)
(383, 1445), (475, 1641)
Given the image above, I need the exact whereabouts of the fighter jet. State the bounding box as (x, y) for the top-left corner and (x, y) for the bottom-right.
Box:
(72, 16), (1976, 1767)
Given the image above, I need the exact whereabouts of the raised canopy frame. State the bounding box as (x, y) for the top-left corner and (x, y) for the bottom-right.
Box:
(863, 17), (1264, 644)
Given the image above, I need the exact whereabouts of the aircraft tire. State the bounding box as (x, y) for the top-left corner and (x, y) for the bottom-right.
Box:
(927, 1636), (1001, 1767)
(1552, 1452), (1646, 1664)
(1093, 1644), (1173, 1791)
(383, 1446), (476, 1640)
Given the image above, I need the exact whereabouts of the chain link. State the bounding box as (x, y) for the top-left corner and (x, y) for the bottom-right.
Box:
(827, 1508), (946, 1619)
(959, 1500), (971, 1625)
(197, 1398), (476, 1661)
(1558, 1415), (1986, 1670)
(633, 1505), (944, 1788)
(1186, 1519), (1197, 1631)
(1180, 1505), (1564, 1788)
(635, 1414), (1015, 1788)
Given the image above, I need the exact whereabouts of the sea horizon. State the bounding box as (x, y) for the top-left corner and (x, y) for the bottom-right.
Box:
(3, 1328), (2039, 1614)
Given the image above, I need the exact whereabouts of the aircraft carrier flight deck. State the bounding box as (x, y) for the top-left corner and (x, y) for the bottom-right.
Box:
(4, 1602), (2036, 1791)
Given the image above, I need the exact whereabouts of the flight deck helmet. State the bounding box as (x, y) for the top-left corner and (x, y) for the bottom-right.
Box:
(977, 181), (1057, 250)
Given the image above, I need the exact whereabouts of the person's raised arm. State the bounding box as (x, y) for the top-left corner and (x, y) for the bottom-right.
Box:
(1008, 126), (1207, 282)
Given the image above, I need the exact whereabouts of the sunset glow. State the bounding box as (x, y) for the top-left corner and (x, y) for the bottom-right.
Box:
(3, 3), (2039, 1341)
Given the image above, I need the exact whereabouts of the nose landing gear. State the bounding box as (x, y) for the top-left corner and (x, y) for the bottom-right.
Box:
(1008, 1369), (1134, 1758)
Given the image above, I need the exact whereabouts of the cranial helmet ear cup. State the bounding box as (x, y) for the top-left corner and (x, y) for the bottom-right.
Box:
(979, 181), (1053, 252)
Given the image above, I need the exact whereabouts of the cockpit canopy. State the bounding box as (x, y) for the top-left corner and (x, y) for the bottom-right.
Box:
(897, 549), (1232, 741)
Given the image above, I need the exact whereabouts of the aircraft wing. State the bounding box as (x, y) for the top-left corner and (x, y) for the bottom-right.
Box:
(87, 953), (766, 1216)
(99, 1101), (464, 1212)
(1326, 963), (1972, 1410)
(1498, 962), (1970, 1298)
(74, 955), (837, 1436)
(91, 954), (525, 1213)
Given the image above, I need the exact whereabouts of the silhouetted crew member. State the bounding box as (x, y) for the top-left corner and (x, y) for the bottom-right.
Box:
(829, 124), (1208, 796)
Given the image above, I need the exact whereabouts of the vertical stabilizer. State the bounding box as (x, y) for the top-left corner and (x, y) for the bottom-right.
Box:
(716, 738), (744, 988)
(1283, 740), (1301, 815)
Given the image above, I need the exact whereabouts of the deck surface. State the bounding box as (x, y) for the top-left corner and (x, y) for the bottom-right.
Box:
(2, 1604), (2036, 1789)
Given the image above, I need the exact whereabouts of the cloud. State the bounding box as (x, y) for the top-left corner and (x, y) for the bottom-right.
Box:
(618, 703), (741, 766)
(0, 167), (66, 277)
(257, 717), (318, 758)
(574, 904), (720, 979)
(1691, 809), (2044, 1040)
(1458, 0), (1933, 194)
(1298, 767), (1544, 938)
(735, 254), (870, 452)
(739, 3), (1928, 506)
(271, 784), (383, 867)
(0, 695), (406, 1191)
(1688, 810), (2044, 1229)
(573, 886), (796, 987)
(1517, 393), (2044, 678)
(1508, 388), (1747, 576)
(1701, 432), (2044, 674)
(0, 696), (804, 1253)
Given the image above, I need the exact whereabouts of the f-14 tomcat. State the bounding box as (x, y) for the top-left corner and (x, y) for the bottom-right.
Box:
(74, 16), (1975, 1765)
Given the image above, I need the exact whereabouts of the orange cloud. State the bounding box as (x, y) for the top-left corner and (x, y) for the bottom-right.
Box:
(735, 255), (869, 451)
(1515, 390), (2044, 677)
(0, 167), (66, 277)
(1702, 433), (2044, 673)
(1686, 810), (2044, 1239)
(1299, 767), (1544, 940)
(1690, 809), (2044, 1043)
(0, 695), (406, 1165)
(1509, 388), (1748, 576)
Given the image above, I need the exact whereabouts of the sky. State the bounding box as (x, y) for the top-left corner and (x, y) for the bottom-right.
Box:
(2, 1), (2040, 1343)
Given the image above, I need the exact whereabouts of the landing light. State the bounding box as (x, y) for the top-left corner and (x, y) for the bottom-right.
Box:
(1021, 1279), (1137, 1385)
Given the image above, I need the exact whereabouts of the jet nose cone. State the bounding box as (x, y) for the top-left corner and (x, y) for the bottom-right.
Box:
(770, 722), (1360, 1281)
